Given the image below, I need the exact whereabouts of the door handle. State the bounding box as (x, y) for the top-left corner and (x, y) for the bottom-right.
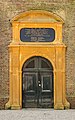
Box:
(38, 84), (41, 87)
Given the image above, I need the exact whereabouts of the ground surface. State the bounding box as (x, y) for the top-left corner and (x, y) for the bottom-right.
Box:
(0, 109), (75, 120)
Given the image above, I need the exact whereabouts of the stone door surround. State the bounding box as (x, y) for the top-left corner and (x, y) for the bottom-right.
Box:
(5, 10), (70, 109)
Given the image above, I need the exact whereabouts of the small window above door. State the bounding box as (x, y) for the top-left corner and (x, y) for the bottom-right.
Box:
(22, 56), (53, 71)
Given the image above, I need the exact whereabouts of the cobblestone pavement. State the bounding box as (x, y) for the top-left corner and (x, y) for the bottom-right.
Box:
(0, 109), (75, 120)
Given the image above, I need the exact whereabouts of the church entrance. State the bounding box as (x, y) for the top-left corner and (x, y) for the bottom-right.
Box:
(5, 10), (70, 109)
(22, 56), (54, 108)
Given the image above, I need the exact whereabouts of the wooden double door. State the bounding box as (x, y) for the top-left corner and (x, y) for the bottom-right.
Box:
(22, 57), (54, 108)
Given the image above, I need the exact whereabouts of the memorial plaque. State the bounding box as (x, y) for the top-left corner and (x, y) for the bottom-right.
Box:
(20, 28), (55, 42)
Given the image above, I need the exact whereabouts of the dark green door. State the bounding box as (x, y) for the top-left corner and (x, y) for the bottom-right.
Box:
(22, 57), (53, 108)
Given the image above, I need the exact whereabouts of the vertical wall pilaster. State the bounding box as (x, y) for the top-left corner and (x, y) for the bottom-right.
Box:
(11, 46), (20, 109)
(54, 47), (64, 109)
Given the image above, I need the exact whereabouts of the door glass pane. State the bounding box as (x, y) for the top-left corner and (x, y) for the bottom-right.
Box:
(42, 76), (50, 90)
(41, 60), (50, 68)
(26, 60), (35, 68)
(26, 75), (35, 91)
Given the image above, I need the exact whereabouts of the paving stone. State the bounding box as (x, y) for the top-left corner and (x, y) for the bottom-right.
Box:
(0, 109), (75, 120)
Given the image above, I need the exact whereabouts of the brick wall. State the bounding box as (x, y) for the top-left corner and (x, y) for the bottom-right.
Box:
(0, 0), (75, 109)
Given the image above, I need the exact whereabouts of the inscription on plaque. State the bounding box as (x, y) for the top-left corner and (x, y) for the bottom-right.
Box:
(20, 28), (55, 42)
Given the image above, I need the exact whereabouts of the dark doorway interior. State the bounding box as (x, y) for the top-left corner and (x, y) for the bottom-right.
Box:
(22, 56), (54, 108)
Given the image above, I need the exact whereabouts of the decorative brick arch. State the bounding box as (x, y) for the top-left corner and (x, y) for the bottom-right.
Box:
(5, 10), (70, 109)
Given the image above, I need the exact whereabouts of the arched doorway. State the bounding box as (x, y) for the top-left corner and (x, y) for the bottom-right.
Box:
(5, 10), (70, 110)
(22, 56), (54, 108)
